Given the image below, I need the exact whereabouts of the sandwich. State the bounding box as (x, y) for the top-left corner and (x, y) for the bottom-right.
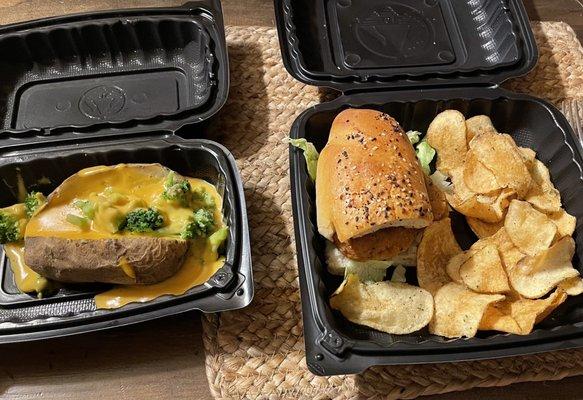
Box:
(316, 109), (441, 276)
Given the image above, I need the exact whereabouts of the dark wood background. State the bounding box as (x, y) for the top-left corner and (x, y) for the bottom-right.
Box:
(0, 1), (582, 399)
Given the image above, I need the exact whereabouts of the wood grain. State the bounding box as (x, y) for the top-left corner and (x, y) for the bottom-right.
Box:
(0, 1), (581, 399)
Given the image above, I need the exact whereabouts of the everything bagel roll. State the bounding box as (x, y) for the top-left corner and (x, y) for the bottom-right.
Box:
(317, 109), (433, 260)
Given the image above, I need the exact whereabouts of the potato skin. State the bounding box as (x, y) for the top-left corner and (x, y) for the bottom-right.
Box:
(24, 236), (189, 284)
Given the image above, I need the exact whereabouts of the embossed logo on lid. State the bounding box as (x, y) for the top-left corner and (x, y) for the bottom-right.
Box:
(79, 86), (126, 120)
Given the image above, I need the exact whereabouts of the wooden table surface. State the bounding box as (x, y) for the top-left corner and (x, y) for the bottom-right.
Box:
(1, 1), (582, 399)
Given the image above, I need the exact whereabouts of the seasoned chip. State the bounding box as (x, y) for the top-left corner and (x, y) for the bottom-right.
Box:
(460, 244), (510, 294)
(525, 159), (561, 213)
(505, 200), (557, 256)
(427, 110), (467, 174)
(424, 174), (449, 221)
(330, 274), (433, 334)
(430, 282), (504, 338)
(466, 115), (497, 143)
(466, 216), (504, 239)
(464, 150), (501, 193)
(558, 276), (583, 296)
(519, 147), (536, 168)
(416, 218), (461, 295)
(548, 208), (576, 237)
(510, 237), (578, 298)
(447, 187), (514, 223)
(446, 252), (468, 283)
(480, 289), (567, 334)
(470, 132), (532, 198)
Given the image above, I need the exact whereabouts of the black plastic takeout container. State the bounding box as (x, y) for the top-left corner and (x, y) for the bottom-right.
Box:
(0, 0), (253, 343)
(276, 0), (583, 375)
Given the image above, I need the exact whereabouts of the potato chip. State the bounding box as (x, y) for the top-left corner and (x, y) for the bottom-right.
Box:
(548, 208), (576, 237)
(466, 115), (497, 143)
(479, 296), (522, 335)
(466, 216), (504, 239)
(447, 188), (514, 223)
(479, 289), (567, 334)
(470, 132), (532, 198)
(416, 218), (461, 295)
(446, 252), (468, 283)
(519, 147), (536, 168)
(509, 237), (577, 298)
(463, 150), (501, 193)
(430, 282), (504, 338)
(330, 274), (433, 334)
(427, 110), (467, 175)
(505, 200), (557, 256)
(459, 244), (511, 294)
(558, 276), (583, 296)
(517, 236), (576, 275)
(525, 159), (561, 213)
(424, 174), (448, 221)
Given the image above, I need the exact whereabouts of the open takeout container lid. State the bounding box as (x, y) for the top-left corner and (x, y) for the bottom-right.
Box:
(0, 1), (254, 343)
(0, 0), (228, 143)
(274, 0), (538, 91)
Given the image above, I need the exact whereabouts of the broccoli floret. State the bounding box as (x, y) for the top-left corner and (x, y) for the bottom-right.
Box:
(65, 214), (90, 230)
(121, 208), (164, 233)
(24, 191), (47, 218)
(162, 172), (192, 207)
(0, 211), (21, 244)
(192, 187), (215, 209)
(182, 208), (215, 239)
(73, 199), (96, 219)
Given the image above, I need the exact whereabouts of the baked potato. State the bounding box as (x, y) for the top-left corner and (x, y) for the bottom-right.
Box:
(22, 163), (224, 285)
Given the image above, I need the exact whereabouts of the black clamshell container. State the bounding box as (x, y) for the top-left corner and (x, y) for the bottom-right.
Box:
(0, 1), (253, 343)
(276, 0), (583, 375)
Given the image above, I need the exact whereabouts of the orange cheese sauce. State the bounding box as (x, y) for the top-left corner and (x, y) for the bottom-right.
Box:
(4, 242), (50, 294)
(26, 164), (223, 240)
(17, 164), (226, 308)
(95, 239), (225, 309)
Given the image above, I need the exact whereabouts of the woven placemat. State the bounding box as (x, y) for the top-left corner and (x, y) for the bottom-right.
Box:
(202, 22), (583, 399)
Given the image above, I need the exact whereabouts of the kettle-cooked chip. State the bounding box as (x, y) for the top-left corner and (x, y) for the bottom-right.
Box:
(510, 237), (578, 298)
(330, 274), (433, 334)
(427, 110), (468, 175)
(470, 132), (532, 198)
(505, 200), (557, 256)
(417, 218), (461, 295)
(525, 159), (561, 213)
(466, 216), (504, 239)
(479, 289), (568, 335)
(518, 147), (537, 169)
(466, 115), (497, 143)
(446, 252), (468, 283)
(558, 276), (583, 296)
(460, 244), (511, 294)
(430, 282), (504, 338)
(464, 150), (502, 193)
(447, 188), (514, 223)
(548, 208), (576, 238)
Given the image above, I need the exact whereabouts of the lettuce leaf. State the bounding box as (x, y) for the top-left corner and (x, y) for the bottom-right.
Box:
(406, 130), (421, 145)
(415, 139), (436, 175)
(289, 138), (319, 181)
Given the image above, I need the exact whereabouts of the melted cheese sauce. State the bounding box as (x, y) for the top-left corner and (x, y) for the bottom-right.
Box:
(20, 164), (225, 308)
(4, 242), (50, 294)
(95, 239), (225, 309)
(26, 164), (223, 239)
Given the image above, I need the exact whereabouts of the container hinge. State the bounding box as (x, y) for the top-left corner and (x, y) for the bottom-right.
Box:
(207, 263), (235, 290)
(318, 328), (351, 357)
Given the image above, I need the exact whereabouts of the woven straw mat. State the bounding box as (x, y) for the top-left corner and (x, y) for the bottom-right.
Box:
(202, 22), (583, 400)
